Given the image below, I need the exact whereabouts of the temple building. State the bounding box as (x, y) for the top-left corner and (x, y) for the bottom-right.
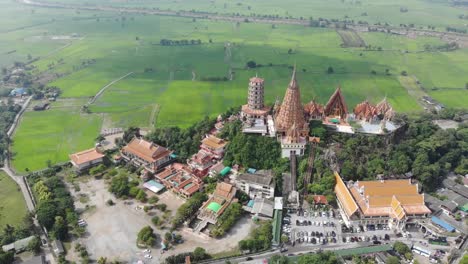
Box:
(323, 87), (349, 125)
(354, 100), (378, 122)
(241, 76), (270, 121)
(188, 135), (228, 177)
(121, 138), (174, 174)
(280, 123), (307, 158)
(334, 172), (431, 230)
(154, 163), (203, 199)
(375, 97), (395, 120)
(274, 68), (309, 137)
(304, 99), (324, 120)
(241, 76), (274, 136)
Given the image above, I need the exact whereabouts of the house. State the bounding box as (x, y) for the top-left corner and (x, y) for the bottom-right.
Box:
(154, 163), (203, 198)
(188, 135), (228, 177)
(236, 170), (275, 199)
(334, 172), (431, 230)
(311, 195), (328, 205)
(121, 138), (174, 173)
(1, 236), (35, 253)
(69, 147), (105, 171)
(33, 102), (49, 111)
(244, 198), (274, 219)
(23, 255), (46, 264)
(200, 135), (228, 159)
(9, 87), (28, 97)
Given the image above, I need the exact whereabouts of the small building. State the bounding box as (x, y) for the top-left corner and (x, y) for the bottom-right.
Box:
(52, 240), (64, 255)
(155, 163), (203, 198)
(1, 236), (35, 253)
(200, 135), (228, 160)
(23, 255), (46, 264)
(69, 147), (105, 171)
(9, 87), (28, 97)
(33, 102), (49, 111)
(246, 198), (274, 219)
(311, 195), (328, 205)
(121, 138), (174, 174)
(236, 170), (275, 199)
(209, 162), (226, 177)
(198, 182), (237, 223)
(280, 123), (307, 159)
(431, 216), (455, 232)
(143, 180), (166, 194)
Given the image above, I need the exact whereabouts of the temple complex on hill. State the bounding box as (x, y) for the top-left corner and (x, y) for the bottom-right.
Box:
(240, 67), (400, 156)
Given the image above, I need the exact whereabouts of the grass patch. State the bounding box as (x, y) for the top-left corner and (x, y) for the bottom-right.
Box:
(0, 172), (28, 228)
(11, 107), (102, 173)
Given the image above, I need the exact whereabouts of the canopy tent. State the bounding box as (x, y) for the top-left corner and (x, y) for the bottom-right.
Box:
(220, 166), (231, 176)
(431, 216), (455, 232)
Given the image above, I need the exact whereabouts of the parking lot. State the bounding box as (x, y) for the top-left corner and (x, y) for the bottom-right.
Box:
(283, 207), (395, 248)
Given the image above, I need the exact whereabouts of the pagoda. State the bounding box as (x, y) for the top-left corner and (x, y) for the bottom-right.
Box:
(241, 76), (270, 121)
(274, 67), (309, 136)
(324, 87), (348, 123)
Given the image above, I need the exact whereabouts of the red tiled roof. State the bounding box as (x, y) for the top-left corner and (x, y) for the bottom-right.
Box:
(122, 138), (172, 163)
(69, 148), (104, 165)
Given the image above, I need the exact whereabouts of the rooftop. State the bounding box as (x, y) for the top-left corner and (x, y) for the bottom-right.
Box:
(201, 135), (228, 150)
(251, 198), (274, 218)
(238, 170), (274, 187)
(122, 137), (172, 163)
(69, 148), (105, 165)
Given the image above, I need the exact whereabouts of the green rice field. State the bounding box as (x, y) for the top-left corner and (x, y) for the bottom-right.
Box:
(0, 172), (28, 228)
(1, 0), (466, 172)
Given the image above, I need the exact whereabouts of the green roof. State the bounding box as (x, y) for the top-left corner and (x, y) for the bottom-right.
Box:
(335, 244), (393, 256)
(220, 166), (231, 176)
(460, 203), (468, 212)
(272, 209), (282, 245)
(207, 202), (222, 213)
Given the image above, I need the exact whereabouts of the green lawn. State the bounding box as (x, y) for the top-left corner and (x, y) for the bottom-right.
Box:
(0, 172), (28, 228)
(11, 107), (102, 173)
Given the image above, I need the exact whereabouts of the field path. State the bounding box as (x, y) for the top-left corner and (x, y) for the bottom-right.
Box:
(88, 72), (134, 105)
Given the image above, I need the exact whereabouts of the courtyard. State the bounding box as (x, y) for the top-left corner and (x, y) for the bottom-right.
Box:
(69, 178), (254, 263)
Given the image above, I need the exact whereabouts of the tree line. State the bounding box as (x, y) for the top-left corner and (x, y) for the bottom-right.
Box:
(160, 39), (202, 46)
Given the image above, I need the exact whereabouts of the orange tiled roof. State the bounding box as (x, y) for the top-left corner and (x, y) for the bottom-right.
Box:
(122, 138), (172, 163)
(338, 175), (431, 219)
(69, 148), (104, 165)
(334, 172), (359, 217)
(214, 182), (236, 199)
(202, 135), (228, 150)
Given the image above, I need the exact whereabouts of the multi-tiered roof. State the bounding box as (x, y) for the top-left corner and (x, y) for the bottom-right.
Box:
(324, 87), (348, 119)
(275, 68), (309, 136)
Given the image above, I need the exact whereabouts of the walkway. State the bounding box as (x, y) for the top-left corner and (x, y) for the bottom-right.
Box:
(87, 72), (133, 104)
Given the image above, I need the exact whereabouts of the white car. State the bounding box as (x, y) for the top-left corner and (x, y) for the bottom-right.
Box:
(144, 254), (152, 259)
(143, 249), (151, 253)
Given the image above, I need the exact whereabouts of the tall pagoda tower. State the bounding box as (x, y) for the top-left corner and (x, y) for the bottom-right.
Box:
(241, 76), (269, 121)
(274, 67), (309, 136)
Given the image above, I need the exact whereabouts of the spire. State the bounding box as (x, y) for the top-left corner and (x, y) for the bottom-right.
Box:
(289, 64), (298, 90)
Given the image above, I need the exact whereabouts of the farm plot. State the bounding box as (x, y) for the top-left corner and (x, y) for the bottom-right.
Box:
(337, 30), (366, 48)
(0, 172), (28, 228)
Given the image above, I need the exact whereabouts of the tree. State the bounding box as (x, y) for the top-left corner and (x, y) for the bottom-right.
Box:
(269, 255), (289, 264)
(327, 66), (334, 74)
(401, 70), (408, 76)
(246, 60), (257, 68)
(52, 216), (68, 240)
(193, 247), (209, 261)
(27, 236), (42, 254)
(394, 241), (410, 255)
(386, 256), (400, 264)
(137, 226), (156, 247)
(36, 200), (58, 229)
(109, 174), (130, 197)
(98, 257), (107, 264)
(0, 249), (14, 264)
(281, 234), (289, 244)
(151, 216), (160, 226)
